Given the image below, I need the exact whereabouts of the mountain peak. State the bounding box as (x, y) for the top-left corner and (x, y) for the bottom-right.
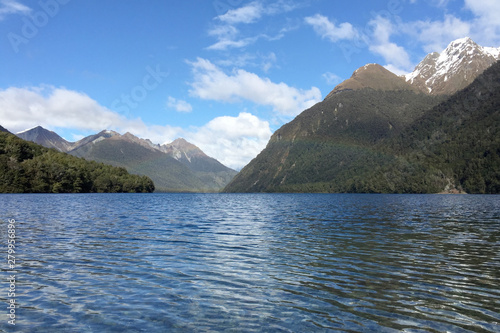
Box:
(17, 125), (44, 135)
(98, 129), (120, 137)
(449, 36), (475, 47)
(170, 138), (198, 150)
(325, 63), (415, 99)
(405, 37), (500, 95)
(162, 138), (207, 159)
(16, 125), (71, 152)
(120, 132), (160, 151)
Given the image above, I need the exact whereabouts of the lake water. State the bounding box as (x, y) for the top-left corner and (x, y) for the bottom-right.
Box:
(0, 193), (499, 332)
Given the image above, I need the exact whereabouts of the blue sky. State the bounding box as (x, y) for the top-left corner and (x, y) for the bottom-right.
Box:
(1, 0), (499, 169)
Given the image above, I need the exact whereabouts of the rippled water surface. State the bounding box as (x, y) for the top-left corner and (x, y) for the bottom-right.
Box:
(0, 193), (499, 332)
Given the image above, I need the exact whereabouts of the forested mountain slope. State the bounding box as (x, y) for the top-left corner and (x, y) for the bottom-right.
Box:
(0, 131), (154, 193)
(224, 62), (500, 194)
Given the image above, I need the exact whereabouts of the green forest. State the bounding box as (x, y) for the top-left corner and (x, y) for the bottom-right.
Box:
(0, 131), (155, 193)
(224, 62), (500, 194)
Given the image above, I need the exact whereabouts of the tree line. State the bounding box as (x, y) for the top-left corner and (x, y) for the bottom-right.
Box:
(0, 131), (155, 193)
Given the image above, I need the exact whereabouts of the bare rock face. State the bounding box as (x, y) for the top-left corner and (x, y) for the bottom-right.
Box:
(405, 37), (500, 95)
(16, 126), (72, 152)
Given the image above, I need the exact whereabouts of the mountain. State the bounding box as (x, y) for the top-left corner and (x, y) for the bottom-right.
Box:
(326, 64), (418, 98)
(160, 138), (237, 189)
(0, 129), (154, 193)
(74, 130), (121, 148)
(387, 60), (500, 194)
(224, 39), (500, 194)
(67, 131), (236, 192)
(223, 88), (443, 193)
(69, 133), (208, 192)
(14, 126), (236, 192)
(405, 37), (500, 95)
(0, 125), (10, 133)
(16, 126), (72, 152)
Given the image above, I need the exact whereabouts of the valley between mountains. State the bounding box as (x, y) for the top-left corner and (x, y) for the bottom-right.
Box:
(2, 37), (499, 193)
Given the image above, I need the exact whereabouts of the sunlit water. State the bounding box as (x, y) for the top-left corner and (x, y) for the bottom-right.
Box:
(0, 193), (499, 332)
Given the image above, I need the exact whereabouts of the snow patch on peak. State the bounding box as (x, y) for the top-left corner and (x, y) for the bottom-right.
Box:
(404, 37), (500, 95)
(355, 63), (379, 73)
(484, 46), (500, 60)
(449, 37), (474, 47)
(16, 126), (41, 135)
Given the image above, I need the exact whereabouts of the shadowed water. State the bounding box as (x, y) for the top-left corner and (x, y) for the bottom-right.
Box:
(0, 193), (499, 332)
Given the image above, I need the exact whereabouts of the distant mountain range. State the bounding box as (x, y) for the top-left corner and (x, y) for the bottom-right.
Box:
(0, 130), (155, 193)
(16, 127), (237, 192)
(224, 37), (500, 194)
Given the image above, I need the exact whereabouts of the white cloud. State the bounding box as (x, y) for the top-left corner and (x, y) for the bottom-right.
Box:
(305, 14), (358, 42)
(216, 1), (263, 24)
(404, 15), (471, 53)
(166, 96), (192, 113)
(464, 0), (500, 46)
(208, 24), (239, 40)
(401, 1), (500, 53)
(465, 0), (500, 27)
(322, 72), (342, 85)
(0, 86), (126, 132)
(305, 14), (412, 73)
(185, 112), (272, 170)
(0, 85), (270, 170)
(0, 85), (182, 144)
(207, 35), (259, 51)
(188, 58), (322, 117)
(368, 16), (413, 74)
(208, 0), (298, 51)
(0, 0), (30, 20)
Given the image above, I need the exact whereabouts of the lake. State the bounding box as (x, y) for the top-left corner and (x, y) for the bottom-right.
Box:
(0, 193), (499, 332)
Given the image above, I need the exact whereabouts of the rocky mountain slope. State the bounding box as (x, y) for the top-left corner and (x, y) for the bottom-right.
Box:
(15, 127), (237, 192)
(17, 126), (73, 152)
(405, 37), (500, 95)
(224, 38), (500, 194)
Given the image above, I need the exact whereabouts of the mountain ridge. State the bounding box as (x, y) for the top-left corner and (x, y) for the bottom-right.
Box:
(1, 130), (155, 193)
(224, 37), (500, 194)
(16, 126), (73, 152)
(404, 37), (500, 95)
(326, 64), (418, 99)
(15, 127), (237, 192)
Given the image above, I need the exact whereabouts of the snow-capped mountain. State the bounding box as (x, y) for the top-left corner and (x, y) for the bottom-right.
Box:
(405, 37), (500, 95)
